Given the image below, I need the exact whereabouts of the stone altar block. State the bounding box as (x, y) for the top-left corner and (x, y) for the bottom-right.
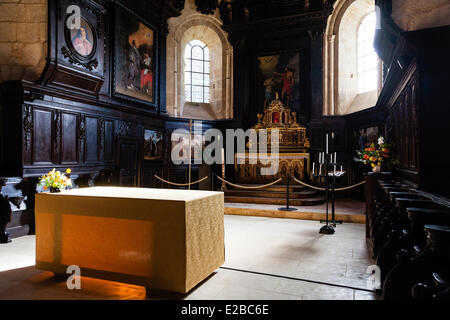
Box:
(35, 187), (224, 294)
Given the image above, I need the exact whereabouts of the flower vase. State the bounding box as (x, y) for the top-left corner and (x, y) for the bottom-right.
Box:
(372, 165), (381, 173)
(49, 187), (61, 193)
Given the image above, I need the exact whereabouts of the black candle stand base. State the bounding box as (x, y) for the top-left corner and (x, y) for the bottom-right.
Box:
(319, 225), (335, 235)
(278, 207), (298, 211)
(320, 219), (343, 226)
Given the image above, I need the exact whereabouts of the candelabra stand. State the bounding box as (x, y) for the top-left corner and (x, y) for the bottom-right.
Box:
(312, 153), (344, 234)
(326, 171), (343, 227)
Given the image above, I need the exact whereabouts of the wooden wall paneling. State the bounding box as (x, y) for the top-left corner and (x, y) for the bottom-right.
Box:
(141, 165), (164, 189)
(78, 113), (86, 164)
(104, 119), (114, 163)
(117, 137), (140, 187)
(309, 125), (323, 151)
(52, 109), (61, 164)
(61, 111), (78, 165)
(32, 107), (53, 165)
(22, 104), (33, 166)
(387, 72), (420, 176)
(167, 165), (200, 190)
(85, 116), (99, 163)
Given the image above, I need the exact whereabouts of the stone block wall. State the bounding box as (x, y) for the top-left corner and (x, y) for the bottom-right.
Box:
(0, 0), (47, 82)
(392, 0), (450, 32)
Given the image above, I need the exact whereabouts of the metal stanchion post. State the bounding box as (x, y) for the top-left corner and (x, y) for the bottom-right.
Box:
(278, 173), (297, 212)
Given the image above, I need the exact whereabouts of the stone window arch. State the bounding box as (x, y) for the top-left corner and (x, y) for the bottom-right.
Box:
(324, 0), (382, 115)
(166, 0), (233, 120)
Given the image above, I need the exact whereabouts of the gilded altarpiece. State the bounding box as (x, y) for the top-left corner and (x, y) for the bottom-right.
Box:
(235, 97), (310, 183)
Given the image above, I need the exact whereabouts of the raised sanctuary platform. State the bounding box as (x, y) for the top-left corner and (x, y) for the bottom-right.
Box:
(224, 182), (325, 206)
(224, 198), (365, 224)
(35, 187), (224, 294)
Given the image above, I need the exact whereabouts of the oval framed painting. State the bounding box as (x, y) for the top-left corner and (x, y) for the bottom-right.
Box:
(64, 16), (97, 61)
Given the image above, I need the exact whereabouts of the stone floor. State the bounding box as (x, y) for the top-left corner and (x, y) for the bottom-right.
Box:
(0, 215), (378, 300)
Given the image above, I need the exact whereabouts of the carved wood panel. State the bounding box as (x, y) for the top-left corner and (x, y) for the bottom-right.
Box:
(117, 137), (140, 187)
(104, 120), (114, 162)
(32, 108), (53, 165)
(387, 73), (419, 173)
(20, 103), (117, 175)
(61, 112), (78, 164)
(85, 116), (99, 162)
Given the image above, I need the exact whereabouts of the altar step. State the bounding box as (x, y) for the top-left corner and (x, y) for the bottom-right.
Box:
(233, 184), (309, 192)
(224, 183), (325, 206)
(224, 195), (325, 206)
(224, 189), (317, 199)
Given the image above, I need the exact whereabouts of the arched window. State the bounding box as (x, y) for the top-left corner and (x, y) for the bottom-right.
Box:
(185, 40), (210, 103)
(357, 12), (378, 93)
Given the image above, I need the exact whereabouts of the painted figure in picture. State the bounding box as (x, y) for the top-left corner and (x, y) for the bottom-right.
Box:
(114, 5), (155, 103)
(359, 129), (366, 150)
(127, 40), (142, 89)
(72, 26), (93, 56)
(257, 52), (300, 114)
(274, 67), (295, 107)
(263, 77), (275, 108)
(140, 52), (153, 95)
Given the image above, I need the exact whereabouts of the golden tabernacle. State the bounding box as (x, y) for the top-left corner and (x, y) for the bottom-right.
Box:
(236, 95), (310, 183)
(35, 187), (224, 294)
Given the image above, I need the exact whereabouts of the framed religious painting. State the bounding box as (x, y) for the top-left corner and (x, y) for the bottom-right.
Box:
(113, 2), (158, 107)
(41, 0), (105, 95)
(256, 51), (301, 113)
(143, 129), (164, 160)
(63, 15), (97, 68)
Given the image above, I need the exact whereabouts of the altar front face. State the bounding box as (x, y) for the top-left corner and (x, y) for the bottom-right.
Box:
(35, 187), (224, 294)
(235, 153), (310, 183)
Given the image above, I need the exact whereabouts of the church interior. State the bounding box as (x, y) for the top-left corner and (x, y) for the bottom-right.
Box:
(0, 0), (449, 302)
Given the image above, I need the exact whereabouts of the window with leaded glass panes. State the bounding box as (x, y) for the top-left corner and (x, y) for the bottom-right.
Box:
(185, 40), (210, 103)
(357, 12), (378, 93)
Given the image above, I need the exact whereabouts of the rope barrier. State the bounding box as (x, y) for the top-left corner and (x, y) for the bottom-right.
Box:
(291, 176), (326, 191)
(334, 180), (366, 191)
(154, 174), (208, 187)
(291, 176), (366, 192)
(215, 175), (283, 189)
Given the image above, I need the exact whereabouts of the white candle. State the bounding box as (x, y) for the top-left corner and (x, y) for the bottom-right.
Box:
(221, 148), (225, 165)
(330, 154), (333, 163)
(312, 162), (315, 175)
(319, 153), (321, 163)
(334, 152), (337, 163)
(319, 163), (322, 175)
(340, 165), (343, 172)
(322, 152), (325, 163)
(326, 134), (329, 154)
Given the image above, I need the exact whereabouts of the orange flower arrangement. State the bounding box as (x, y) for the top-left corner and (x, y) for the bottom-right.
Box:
(354, 136), (398, 170)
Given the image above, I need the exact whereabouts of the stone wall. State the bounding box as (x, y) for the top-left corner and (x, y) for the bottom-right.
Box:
(324, 0), (379, 116)
(0, 0), (47, 83)
(392, 0), (450, 31)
